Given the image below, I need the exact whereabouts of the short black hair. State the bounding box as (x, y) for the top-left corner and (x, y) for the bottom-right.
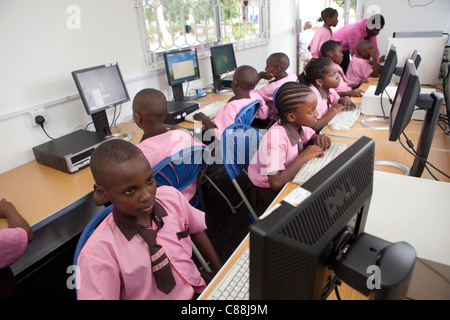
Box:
(320, 40), (341, 58)
(90, 139), (142, 186)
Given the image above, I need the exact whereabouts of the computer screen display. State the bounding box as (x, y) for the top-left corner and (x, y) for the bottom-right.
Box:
(72, 63), (130, 116)
(249, 136), (375, 300)
(210, 43), (237, 76)
(375, 44), (398, 96)
(389, 59), (421, 141)
(164, 48), (200, 86)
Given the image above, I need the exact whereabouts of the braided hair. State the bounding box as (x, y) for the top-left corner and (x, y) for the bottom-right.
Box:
(318, 7), (338, 22)
(275, 81), (313, 125)
(297, 57), (334, 87)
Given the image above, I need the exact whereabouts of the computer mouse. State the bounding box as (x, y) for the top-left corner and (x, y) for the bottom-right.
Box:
(330, 123), (350, 131)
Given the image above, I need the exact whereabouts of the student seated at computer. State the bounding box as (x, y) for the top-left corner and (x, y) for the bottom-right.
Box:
(252, 52), (298, 121)
(77, 139), (222, 300)
(246, 82), (331, 216)
(345, 39), (380, 87)
(193, 65), (265, 140)
(298, 57), (356, 132)
(93, 88), (204, 207)
(0, 198), (33, 300)
(320, 40), (365, 98)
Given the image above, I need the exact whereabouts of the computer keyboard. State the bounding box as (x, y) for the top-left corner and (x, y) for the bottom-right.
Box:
(328, 108), (361, 128)
(205, 248), (250, 300)
(292, 143), (347, 185)
(184, 101), (226, 122)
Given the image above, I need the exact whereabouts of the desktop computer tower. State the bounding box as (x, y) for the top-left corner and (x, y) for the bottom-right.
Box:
(164, 101), (199, 125)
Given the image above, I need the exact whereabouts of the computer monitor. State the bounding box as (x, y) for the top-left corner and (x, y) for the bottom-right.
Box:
(163, 48), (200, 102)
(210, 43), (237, 92)
(249, 136), (416, 300)
(374, 44), (398, 96)
(72, 63), (130, 136)
(388, 59), (444, 177)
(393, 49), (421, 77)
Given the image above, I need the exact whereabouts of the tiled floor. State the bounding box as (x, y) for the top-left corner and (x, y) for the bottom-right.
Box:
(16, 164), (252, 300)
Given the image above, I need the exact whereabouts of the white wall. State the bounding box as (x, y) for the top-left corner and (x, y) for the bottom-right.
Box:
(0, 0), (298, 174)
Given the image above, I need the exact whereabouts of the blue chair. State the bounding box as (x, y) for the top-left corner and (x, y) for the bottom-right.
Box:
(153, 144), (212, 272)
(72, 204), (113, 293)
(220, 123), (262, 221)
(152, 145), (209, 210)
(234, 99), (261, 126)
(273, 86), (280, 114)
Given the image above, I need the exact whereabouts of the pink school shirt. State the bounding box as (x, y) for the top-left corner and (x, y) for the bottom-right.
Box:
(309, 85), (340, 119)
(309, 26), (333, 59)
(335, 64), (353, 92)
(247, 122), (316, 189)
(136, 130), (204, 202)
(345, 56), (373, 85)
(332, 18), (380, 63)
(212, 91), (264, 139)
(77, 186), (207, 300)
(0, 228), (28, 268)
(254, 73), (298, 119)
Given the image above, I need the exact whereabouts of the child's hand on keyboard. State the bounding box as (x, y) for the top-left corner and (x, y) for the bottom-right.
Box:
(350, 89), (364, 97)
(311, 134), (331, 151)
(193, 112), (215, 130)
(303, 145), (326, 160)
(337, 97), (356, 110)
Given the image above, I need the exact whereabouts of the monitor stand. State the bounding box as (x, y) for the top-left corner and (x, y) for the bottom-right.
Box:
(213, 75), (234, 95)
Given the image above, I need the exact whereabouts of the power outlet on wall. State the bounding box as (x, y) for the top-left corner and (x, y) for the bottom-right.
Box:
(29, 109), (48, 127)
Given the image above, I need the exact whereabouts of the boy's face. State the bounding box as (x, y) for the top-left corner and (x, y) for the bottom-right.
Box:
(95, 153), (157, 223)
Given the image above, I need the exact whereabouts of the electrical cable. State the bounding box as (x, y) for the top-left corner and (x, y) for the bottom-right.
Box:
(35, 115), (55, 140)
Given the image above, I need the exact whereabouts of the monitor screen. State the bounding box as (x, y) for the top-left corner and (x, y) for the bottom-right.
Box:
(164, 48), (200, 86)
(374, 44), (398, 96)
(210, 43), (237, 76)
(72, 63), (130, 115)
(249, 136), (375, 300)
(389, 59), (421, 141)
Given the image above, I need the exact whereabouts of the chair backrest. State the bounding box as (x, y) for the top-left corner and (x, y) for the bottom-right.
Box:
(272, 86), (280, 113)
(72, 204), (113, 291)
(220, 123), (262, 181)
(152, 145), (207, 191)
(234, 99), (261, 126)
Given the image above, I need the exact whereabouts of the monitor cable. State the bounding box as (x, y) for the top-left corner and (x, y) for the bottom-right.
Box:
(399, 132), (450, 181)
(35, 115), (55, 140)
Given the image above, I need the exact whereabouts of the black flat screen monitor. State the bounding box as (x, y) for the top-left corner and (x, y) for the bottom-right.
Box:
(250, 136), (417, 300)
(388, 59), (444, 177)
(164, 48), (200, 101)
(250, 136), (376, 300)
(210, 43), (237, 76)
(72, 63), (129, 136)
(374, 44), (398, 96)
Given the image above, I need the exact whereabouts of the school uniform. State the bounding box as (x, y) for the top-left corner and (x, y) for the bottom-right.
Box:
(77, 186), (207, 300)
(345, 56), (373, 86)
(309, 85), (340, 119)
(246, 122), (315, 215)
(308, 26), (333, 59)
(136, 129), (204, 202)
(254, 73), (298, 119)
(335, 64), (353, 93)
(213, 91), (265, 139)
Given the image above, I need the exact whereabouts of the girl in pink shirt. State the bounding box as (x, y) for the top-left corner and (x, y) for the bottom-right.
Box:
(78, 139), (222, 300)
(298, 57), (356, 132)
(246, 82), (331, 216)
(320, 40), (365, 97)
(308, 7), (338, 59)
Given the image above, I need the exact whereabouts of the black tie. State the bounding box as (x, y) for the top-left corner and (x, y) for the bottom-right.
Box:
(138, 227), (176, 294)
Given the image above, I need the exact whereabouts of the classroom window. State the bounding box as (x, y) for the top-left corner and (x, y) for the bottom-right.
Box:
(135, 0), (270, 70)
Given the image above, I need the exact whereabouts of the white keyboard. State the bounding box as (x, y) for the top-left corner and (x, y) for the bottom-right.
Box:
(184, 101), (226, 122)
(328, 108), (361, 128)
(292, 143), (347, 185)
(205, 248), (250, 300)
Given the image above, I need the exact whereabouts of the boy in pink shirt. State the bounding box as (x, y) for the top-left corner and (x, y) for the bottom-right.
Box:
(345, 40), (380, 86)
(254, 52), (298, 120)
(132, 89), (204, 202)
(247, 82), (331, 216)
(194, 65), (264, 140)
(77, 139), (222, 300)
(0, 198), (33, 299)
(308, 7), (338, 59)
